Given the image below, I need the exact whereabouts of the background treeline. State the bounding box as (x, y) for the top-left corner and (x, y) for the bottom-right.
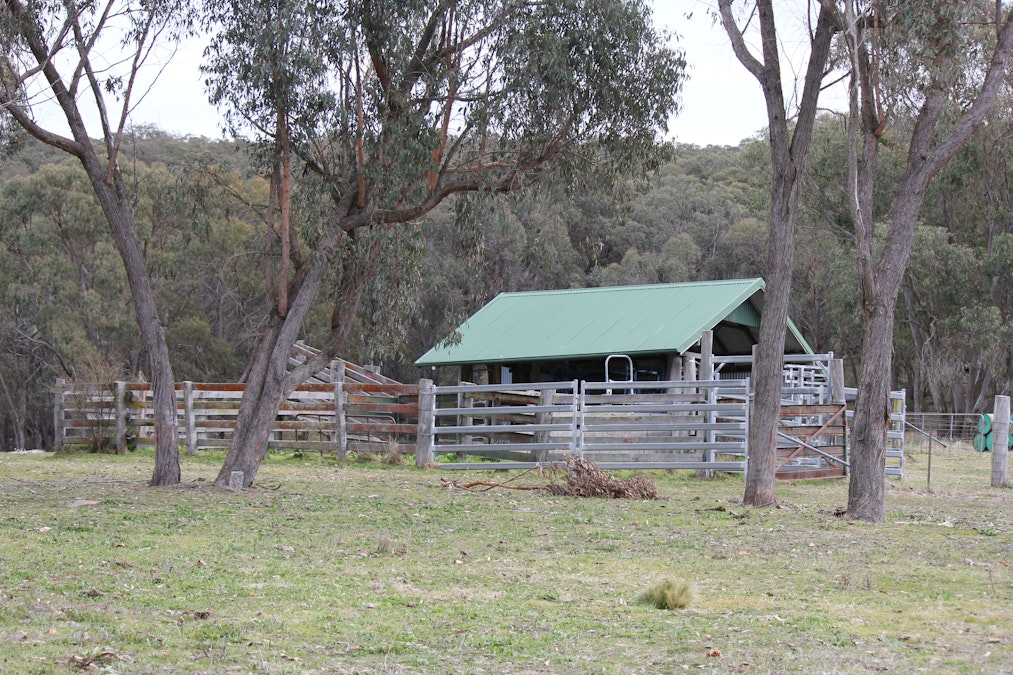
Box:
(1, 116), (1010, 450)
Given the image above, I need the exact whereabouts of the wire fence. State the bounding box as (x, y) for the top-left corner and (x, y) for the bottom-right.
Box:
(901, 413), (990, 460)
(905, 413), (981, 442)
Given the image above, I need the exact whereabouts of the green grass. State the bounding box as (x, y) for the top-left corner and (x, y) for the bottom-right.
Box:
(0, 444), (1009, 673)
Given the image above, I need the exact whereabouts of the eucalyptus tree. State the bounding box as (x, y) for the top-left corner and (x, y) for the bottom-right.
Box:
(0, 1), (191, 484)
(717, 0), (837, 507)
(0, 162), (140, 449)
(902, 227), (1009, 414)
(203, 0), (687, 487)
(834, 0), (1013, 521)
(919, 119), (1013, 409)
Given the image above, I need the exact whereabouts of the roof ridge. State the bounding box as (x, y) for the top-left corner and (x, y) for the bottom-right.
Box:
(497, 278), (763, 298)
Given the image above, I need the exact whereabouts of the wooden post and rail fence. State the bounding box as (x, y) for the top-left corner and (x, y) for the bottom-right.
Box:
(53, 362), (422, 459)
(53, 352), (874, 478)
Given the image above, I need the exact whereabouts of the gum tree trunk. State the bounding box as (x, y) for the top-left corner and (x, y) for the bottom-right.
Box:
(719, 0), (836, 507)
(2, 1), (182, 485)
(846, 292), (895, 520)
(83, 160), (181, 486)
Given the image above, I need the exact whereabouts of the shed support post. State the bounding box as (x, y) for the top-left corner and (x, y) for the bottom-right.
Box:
(992, 396), (1010, 487)
(416, 379), (436, 468)
(666, 354), (682, 382)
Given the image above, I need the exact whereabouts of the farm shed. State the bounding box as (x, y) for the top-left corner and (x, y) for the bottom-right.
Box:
(415, 278), (812, 385)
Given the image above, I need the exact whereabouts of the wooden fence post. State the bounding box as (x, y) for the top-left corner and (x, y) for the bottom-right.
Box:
(571, 380), (580, 456)
(992, 395), (1010, 488)
(459, 387), (474, 448)
(534, 387), (551, 462)
(53, 378), (66, 452)
(830, 358), (846, 405)
(115, 381), (128, 455)
(416, 378), (435, 468)
(746, 344), (758, 471)
(184, 381), (198, 456)
(334, 361), (347, 460)
(700, 330), (715, 477)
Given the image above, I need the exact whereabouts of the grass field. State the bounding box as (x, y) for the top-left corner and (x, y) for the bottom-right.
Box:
(0, 444), (1009, 673)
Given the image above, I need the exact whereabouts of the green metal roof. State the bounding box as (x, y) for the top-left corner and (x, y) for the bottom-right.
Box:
(415, 278), (813, 367)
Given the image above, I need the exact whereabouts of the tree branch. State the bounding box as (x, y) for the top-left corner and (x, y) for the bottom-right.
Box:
(67, 0), (117, 151)
(789, 5), (837, 161)
(399, 0), (449, 99)
(922, 6), (1013, 175)
(0, 95), (82, 154)
(717, 0), (765, 80)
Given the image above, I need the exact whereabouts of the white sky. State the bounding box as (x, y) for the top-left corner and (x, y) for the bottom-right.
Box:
(60, 1), (834, 148)
(654, 0), (770, 146)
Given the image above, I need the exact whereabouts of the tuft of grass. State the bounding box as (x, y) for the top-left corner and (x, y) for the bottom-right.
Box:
(375, 535), (407, 557)
(353, 449), (376, 463)
(637, 577), (695, 610)
(382, 443), (404, 466)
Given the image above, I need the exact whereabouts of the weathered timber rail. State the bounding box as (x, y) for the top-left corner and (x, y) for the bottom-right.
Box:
(54, 374), (420, 457)
(775, 403), (848, 480)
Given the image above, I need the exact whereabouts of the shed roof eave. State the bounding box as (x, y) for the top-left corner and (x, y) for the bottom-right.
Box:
(416, 348), (679, 368)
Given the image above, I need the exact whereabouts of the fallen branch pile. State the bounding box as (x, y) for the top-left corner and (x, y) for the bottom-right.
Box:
(544, 455), (659, 500)
(439, 456), (660, 500)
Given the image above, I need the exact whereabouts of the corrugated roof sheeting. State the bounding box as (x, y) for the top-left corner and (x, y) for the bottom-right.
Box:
(416, 278), (811, 366)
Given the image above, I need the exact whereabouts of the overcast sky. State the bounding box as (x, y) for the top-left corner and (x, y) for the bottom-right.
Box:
(654, 0), (770, 146)
(114, 1), (826, 147)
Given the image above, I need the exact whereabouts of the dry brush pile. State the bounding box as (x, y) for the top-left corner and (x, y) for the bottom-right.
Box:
(544, 455), (660, 500)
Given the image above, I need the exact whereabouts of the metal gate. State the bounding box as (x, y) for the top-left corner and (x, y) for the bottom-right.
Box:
(425, 379), (750, 471)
